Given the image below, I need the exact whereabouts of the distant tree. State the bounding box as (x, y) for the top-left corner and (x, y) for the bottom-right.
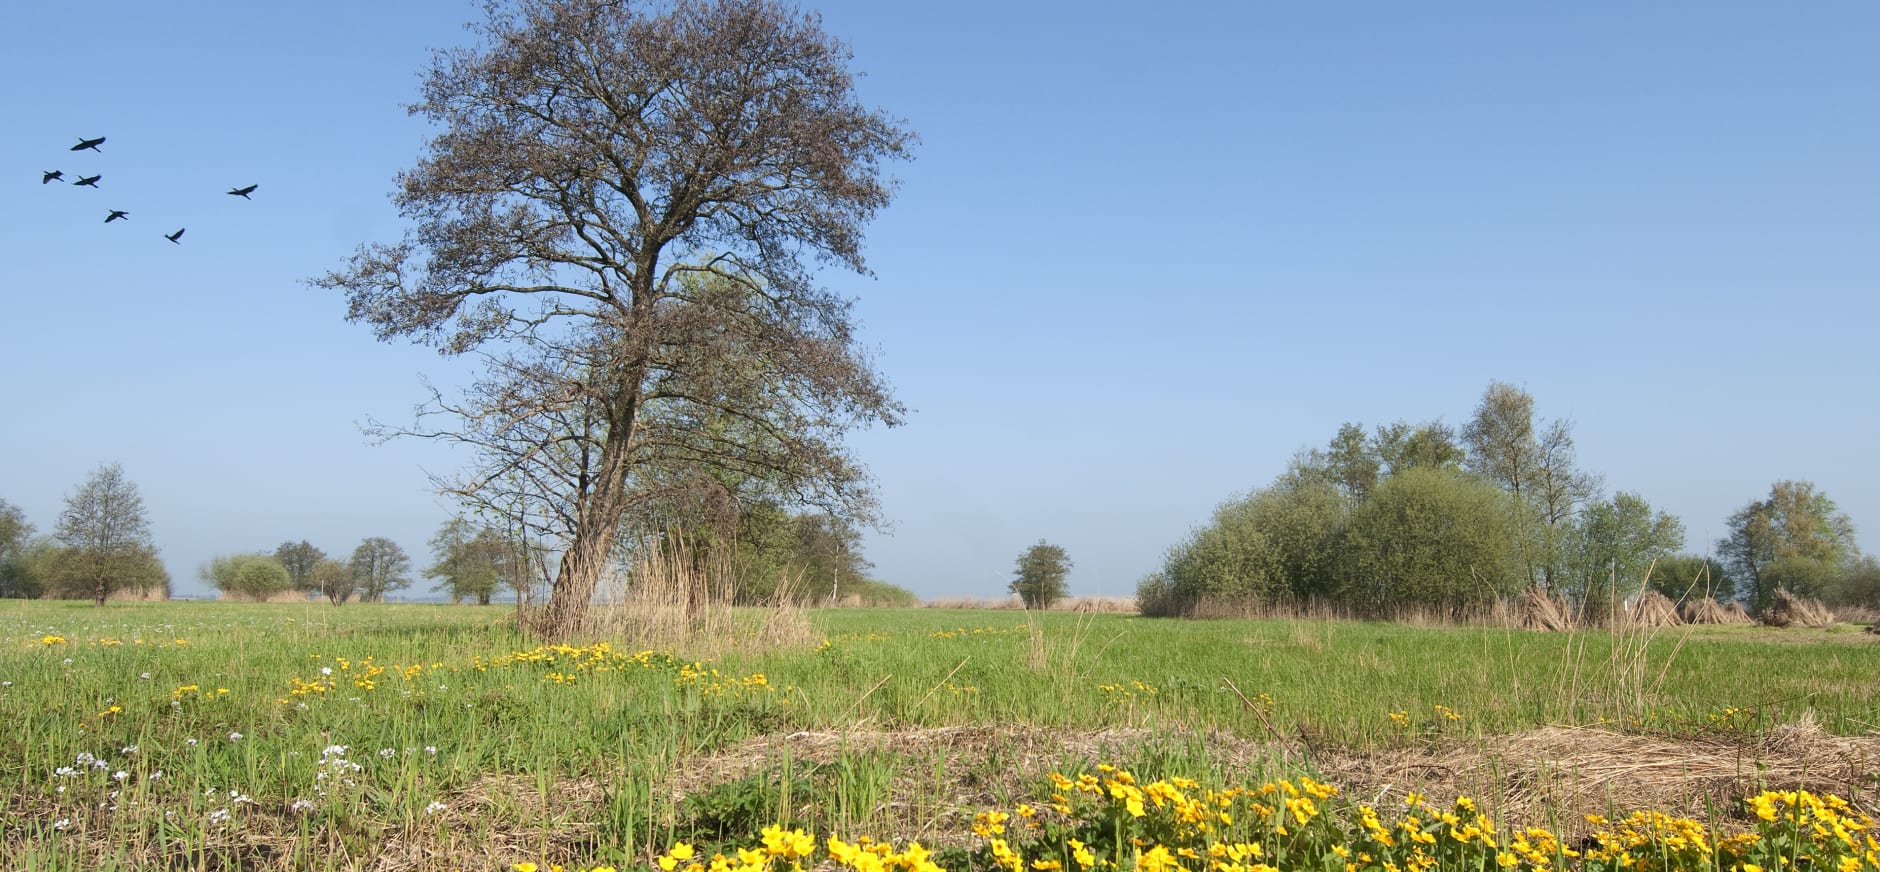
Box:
(202, 553), (294, 601)
(348, 537), (412, 603)
(1828, 555), (1880, 610)
(1461, 382), (1597, 589)
(1719, 481), (1859, 613)
(0, 500), (36, 598)
(0, 499), (29, 557)
(312, 0), (914, 638)
(1758, 555), (1842, 603)
(427, 518), (512, 605)
(1320, 422), (1380, 507)
(274, 541), (326, 596)
(313, 559), (356, 606)
(1646, 554), (1735, 604)
(1010, 540), (1072, 609)
(1341, 467), (1518, 613)
(1559, 492), (1685, 620)
(49, 464), (168, 605)
(792, 513), (871, 603)
(1374, 420), (1466, 474)
(2, 538), (56, 600)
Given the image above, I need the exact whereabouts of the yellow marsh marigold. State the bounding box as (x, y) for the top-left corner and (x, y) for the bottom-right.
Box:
(760, 825), (814, 860)
(658, 843), (697, 871)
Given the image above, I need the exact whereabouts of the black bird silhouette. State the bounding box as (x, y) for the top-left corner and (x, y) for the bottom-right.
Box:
(105, 210), (128, 223)
(42, 170), (64, 184)
(165, 228), (185, 244)
(74, 174), (102, 188)
(227, 184), (258, 199)
(72, 136), (106, 152)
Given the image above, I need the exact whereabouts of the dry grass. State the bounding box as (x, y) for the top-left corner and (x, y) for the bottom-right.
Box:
(1624, 590), (1683, 628)
(586, 534), (820, 655)
(1521, 588), (1575, 632)
(1681, 597), (1753, 625)
(674, 717), (1880, 846)
(1764, 588), (1837, 628)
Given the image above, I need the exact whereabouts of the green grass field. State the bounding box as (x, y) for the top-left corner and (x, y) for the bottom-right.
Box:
(4, 600), (1878, 870)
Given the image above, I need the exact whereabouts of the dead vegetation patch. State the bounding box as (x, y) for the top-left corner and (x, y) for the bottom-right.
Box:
(1764, 588), (1837, 629)
(1682, 598), (1754, 625)
(679, 719), (1880, 841)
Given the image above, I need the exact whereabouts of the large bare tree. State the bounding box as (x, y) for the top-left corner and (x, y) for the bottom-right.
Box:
(314, 0), (912, 636)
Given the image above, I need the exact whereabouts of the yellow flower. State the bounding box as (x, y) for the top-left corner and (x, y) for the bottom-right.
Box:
(514, 864), (539, 872)
(760, 825), (814, 860)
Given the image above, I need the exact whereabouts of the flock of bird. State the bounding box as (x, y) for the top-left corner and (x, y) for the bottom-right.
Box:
(43, 135), (257, 245)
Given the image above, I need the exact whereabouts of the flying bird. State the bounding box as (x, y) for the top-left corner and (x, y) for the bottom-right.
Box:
(72, 136), (106, 152)
(165, 228), (185, 244)
(105, 210), (128, 223)
(42, 170), (64, 184)
(74, 174), (101, 188)
(227, 184), (258, 199)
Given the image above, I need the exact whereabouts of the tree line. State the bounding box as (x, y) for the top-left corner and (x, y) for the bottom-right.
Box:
(1138, 381), (1874, 620)
(0, 464), (168, 603)
(0, 463), (912, 608)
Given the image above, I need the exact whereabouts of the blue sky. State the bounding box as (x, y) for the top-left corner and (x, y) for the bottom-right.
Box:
(2, 2), (1874, 600)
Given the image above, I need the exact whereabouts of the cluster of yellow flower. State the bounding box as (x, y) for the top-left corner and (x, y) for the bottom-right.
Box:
(29, 634), (190, 647)
(1097, 681), (1159, 702)
(996, 766), (1880, 872)
(519, 768), (1878, 872)
(929, 624), (1029, 641)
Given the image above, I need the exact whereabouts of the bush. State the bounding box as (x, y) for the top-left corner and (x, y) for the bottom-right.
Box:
(202, 553), (295, 601)
(1341, 468), (1518, 612)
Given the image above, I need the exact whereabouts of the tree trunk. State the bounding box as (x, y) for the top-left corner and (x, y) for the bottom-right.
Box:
(539, 375), (645, 638)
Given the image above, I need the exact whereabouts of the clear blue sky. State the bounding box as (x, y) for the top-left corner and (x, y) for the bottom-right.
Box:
(3, 2), (1875, 600)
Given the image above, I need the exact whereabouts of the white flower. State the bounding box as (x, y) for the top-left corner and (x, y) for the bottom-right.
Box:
(424, 800), (448, 815)
(322, 745), (348, 758)
(91, 760), (109, 770)
(151, 770), (163, 781)
(52, 818), (71, 831)
(228, 731), (243, 741)
(320, 667), (333, 676)
(185, 738), (198, 746)
(139, 672), (151, 681)
(2, 680), (13, 687)
(378, 748), (394, 759)
(207, 808), (231, 824)
(424, 745), (438, 756)
(63, 658), (73, 665)
(121, 745), (138, 755)
(54, 766), (77, 778)
(112, 770), (128, 782)
(290, 799), (316, 813)
(74, 752), (96, 766)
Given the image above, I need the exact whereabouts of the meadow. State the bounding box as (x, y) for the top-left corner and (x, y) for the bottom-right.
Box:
(4, 600), (1880, 870)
